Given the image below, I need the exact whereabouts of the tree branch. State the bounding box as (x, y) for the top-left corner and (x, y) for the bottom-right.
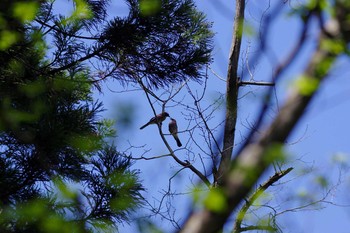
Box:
(236, 9), (312, 153)
(238, 225), (277, 232)
(233, 167), (293, 232)
(215, 0), (245, 186)
(47, 45), (106, 75)
(238, 80), (275, 86)
(180, 10), (340, 232)
(140, 81), (211, 187)
(35, 19), (101, 40)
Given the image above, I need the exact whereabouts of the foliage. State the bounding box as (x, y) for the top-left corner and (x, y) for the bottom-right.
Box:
(5, 0), (346, 232)
(99, 0), (213, 87)
(0, 0), (214, 231)
(118, 0), (350, 233)
(0, 1), (163, 232)
(35, 0), (213, 88)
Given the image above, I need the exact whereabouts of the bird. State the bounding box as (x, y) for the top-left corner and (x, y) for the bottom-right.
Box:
(168, 118), (182, 147)
(139, 112), (170, 130)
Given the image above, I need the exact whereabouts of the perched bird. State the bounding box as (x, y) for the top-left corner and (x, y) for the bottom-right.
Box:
(140, 112), (170, 130)
(168, 118), (182, 147)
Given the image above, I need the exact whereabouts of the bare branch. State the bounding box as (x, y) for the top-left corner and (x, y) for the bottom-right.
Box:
(180, 6), (341, 232)
(237, 9), (313, 152)
(238, 80), (275, 86)
(215, 0), (245, 186)
(233, 167), (293, 232)
(139, 80), (211, 187)
(186, 83), (222, 157)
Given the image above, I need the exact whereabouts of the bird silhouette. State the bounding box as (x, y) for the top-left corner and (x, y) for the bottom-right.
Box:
(140, 112), (170, 130)
(168, 118), (182, 147)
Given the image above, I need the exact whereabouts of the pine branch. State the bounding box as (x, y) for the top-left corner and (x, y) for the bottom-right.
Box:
(47, 45), (106, 75)
(36, 19), (101, 40)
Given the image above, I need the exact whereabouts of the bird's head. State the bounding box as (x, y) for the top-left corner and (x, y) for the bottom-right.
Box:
(164, 112), (170, 117)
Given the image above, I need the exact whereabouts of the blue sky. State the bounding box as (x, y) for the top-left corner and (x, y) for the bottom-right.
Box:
(86, 0), (350, 232)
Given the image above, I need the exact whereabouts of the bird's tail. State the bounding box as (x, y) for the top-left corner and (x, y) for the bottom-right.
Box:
(140, 123), (149, 130)
(174, 136), (182, 147)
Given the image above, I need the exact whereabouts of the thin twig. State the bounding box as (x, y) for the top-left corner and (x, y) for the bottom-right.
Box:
(139, 80), (211, 187)
(238, 81), (275, 86)
(233, 167), (293, 232)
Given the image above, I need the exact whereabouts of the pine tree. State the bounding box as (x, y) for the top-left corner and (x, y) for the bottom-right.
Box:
(0, 0), (213, 232)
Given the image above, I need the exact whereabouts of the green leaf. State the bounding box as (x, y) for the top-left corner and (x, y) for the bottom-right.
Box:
(54, 177), (77, 200)
(243, 21), (255, 37)
(263, 143), (286, 164)
(42, 215), (81, 233)
(315, 175), (328, 188)
(97, 119), (116, 138)
(320, 38), (345, 55)
(19, 80), (46, 98)
(72, 0), (93, 20)
(203, 188), (227, 213)
(139, 0), (161, 16)
(0, 30), (19, 50)
(294, 75), (320, 96)
(19, 199), (47, 219)
(2, 98), (43, 126)
(13, 2), (39, 22)
(68, 133), (102, 154)
(192, 186), (204, 205)
(62, 0), (93, 25)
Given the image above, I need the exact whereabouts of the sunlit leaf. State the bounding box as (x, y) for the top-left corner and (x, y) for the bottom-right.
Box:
(243, 22), (255, 37)
(42, 215), (81, 233)
(296, 188), (308, 198)
(0, 30), (19, 50)
(331, 152), (349, 167)
(192, 184), (210, 209)
(54, 177), (78, 200)
(19, 199), (47, 219)
(72, 0), (93, 20)
(89, 219), (115, 233)
(97, 119), (116, 138)
(315, 56), (335, 78)
(321, 38), (345, 54)
(315, 175), (328, 188)
(263, 143), (286, 164)
(68, 134), (102, 153)
(139, 0), (161, 16)
(294, 75), (319, 96)
(13, 2), (39, 22)
(111, 195), (135, 212)
(30, 30), (48, 59)
(203, 188), (227, 213)
(253, 189), (272, 206)
(61, 0), (93, 25)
